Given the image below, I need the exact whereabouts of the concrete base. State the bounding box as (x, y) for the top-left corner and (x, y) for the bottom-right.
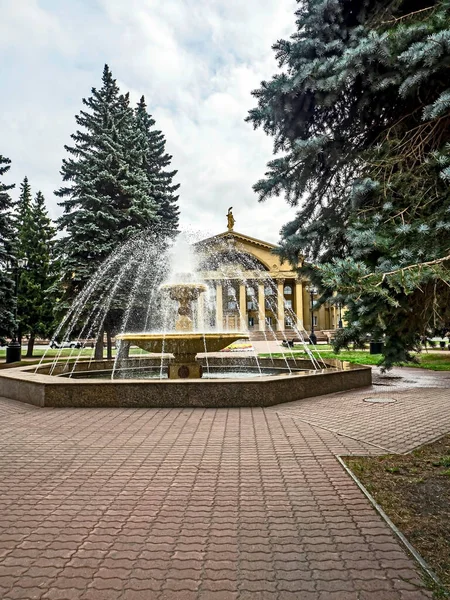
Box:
(0, 357), (371, 408)
(168, 362), (202, 379)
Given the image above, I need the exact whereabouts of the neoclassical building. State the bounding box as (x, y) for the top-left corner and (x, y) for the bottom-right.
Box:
(195, 211), (338, 335)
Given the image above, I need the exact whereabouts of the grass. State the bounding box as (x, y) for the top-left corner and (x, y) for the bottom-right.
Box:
(413, 353), (450, 371)
(0, 347), (148, 359)
(0, 347), (149, 369)
(345, 435), (450, 598)
(258, 349), (450, 370)
(1, 345), (449, 371)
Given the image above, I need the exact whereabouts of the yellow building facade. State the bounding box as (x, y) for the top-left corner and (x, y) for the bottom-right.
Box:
(195, 212), (338, 335)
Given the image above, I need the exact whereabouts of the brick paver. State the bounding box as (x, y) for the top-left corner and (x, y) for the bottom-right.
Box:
(1, 367), (447, 599)
(276, 368), (450, 453)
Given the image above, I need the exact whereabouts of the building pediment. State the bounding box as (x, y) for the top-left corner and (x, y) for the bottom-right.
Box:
(196, 230), (276, 251)
(195, 230), (301, 274)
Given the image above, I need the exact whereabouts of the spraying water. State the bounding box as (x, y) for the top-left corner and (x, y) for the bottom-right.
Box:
(36, 228), (328, 379)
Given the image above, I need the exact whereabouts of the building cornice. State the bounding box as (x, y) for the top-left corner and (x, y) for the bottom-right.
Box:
(194, 230), (277, 251)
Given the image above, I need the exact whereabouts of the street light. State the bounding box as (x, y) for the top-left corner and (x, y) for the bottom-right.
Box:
(338, 302), (343, 329)
(5, 258), (27, 364)
(308, 286), (317, 345)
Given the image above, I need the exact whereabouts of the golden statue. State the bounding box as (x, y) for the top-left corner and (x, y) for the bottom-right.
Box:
(227, 207), (235, 231)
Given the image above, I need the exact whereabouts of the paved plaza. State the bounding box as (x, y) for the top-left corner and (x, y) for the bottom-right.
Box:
(1, 367), (449, 599)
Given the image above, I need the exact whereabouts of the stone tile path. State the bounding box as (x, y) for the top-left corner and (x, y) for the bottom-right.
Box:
(1, 368), (448, 599)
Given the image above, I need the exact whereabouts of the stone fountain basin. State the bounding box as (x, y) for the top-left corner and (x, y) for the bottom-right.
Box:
(0, 357), (372, 408)
(116, 332), (248, 357)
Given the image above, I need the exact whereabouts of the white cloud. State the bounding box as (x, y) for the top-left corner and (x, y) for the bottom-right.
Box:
(0, 0), (298, 243)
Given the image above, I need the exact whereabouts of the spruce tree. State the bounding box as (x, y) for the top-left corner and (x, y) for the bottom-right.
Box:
(16, 177), (32, 260)
(17, 191), (57, 357)
(56, 65), (160, 357)
(0, 155), (15, 341)
(248, 0), (450, 367)
(57, 66), (158, 292)
(135, 97), (180, 232)
(14, 177), (33, 345)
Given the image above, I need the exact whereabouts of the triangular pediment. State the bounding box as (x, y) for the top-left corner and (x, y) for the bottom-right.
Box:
(194, 228), (302, 275)
(195, 230), (277, 251)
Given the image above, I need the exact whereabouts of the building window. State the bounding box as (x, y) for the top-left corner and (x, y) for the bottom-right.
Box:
(313, 316), (318, 326)
(265, 285), (274, 296)
(247, 301), (257, 311)
(284, 285), (292, 295)
(285, 299), (292, 309)
(285, 316), (294, 328)
(228, 301), (237, 311)
(248, 317), (255, 327)
(266, 317), (272, 326)
(247, 286), (255, 297)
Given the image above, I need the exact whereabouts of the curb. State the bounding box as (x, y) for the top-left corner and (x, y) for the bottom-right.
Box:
(336, 455), (441, 587)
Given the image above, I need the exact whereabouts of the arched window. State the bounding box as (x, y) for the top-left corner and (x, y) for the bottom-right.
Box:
(247, 286), (255, 297)
(284, 285), (292, 296)
(265, 285), (275, 296)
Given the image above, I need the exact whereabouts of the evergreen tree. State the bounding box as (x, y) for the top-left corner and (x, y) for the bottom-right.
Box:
(17, 191), (57, 357)
(248, 0), (450, 367)
(57, 66), (159, 293)
(0, 155), (15, 341)
(14, 177), (34, 345)
(15, 177), (32, 261)
(56, 65), (160, 357)
(135, 96), (180, 232)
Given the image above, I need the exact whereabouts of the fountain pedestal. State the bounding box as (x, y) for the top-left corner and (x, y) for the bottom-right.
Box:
(116, 282), (249, 379)
(169, 362), (202, 379)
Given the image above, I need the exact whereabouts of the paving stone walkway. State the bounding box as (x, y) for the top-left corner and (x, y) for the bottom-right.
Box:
(1, 367), (449, 599)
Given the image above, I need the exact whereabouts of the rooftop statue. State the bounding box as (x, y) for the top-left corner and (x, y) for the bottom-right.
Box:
(227, 207), (235, 231)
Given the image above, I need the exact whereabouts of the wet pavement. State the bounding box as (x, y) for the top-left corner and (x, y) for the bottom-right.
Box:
(1, 366), (448, 599)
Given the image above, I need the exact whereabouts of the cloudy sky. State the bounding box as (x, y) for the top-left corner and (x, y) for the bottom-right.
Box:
(0, 0), (298, 243)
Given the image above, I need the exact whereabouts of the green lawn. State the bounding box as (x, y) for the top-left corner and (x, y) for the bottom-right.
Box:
(1, 345), (449, 371)
(0, 347), (148, 359)
(259, 349), (450, 371)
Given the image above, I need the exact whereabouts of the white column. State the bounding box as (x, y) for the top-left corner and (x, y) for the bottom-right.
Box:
(294, 279), (304, 330)
(239, 284), (247, 331)
(215, 282), (223, 331)
(277, 279), (285, 331)
(197, 290), (205, 331)
(258, 282), (266, 331)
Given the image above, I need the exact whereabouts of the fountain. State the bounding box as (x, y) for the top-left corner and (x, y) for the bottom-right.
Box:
(0, 227), (371, 407)
(116, 282), (249, 379)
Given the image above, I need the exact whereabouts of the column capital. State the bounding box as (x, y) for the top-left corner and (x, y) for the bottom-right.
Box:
(276, 277), (286, 285)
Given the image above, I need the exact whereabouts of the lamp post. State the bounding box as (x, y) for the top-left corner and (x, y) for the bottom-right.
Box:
(308, 286), (317, 345)
(6, 258), (27, 364)
(338, 303), (343, 329)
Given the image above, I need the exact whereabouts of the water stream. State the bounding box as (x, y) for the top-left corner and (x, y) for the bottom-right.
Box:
(37, 229), (331, 379)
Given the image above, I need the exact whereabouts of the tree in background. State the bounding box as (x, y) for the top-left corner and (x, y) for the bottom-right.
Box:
(56, 65), (163, 358)
(135, 96), (180, 232)
(0, 155), (16, 342)
(15, 177), (32, 252)
(17, 190), (57, 357)
(247, 0), (450, 367)
(14, 177), (33, 346)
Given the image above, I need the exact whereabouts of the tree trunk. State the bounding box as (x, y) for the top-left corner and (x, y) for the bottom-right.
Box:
(106, 323), (113, 360)
(26, 333), (35, 358)
(94, 325), (104, 360)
